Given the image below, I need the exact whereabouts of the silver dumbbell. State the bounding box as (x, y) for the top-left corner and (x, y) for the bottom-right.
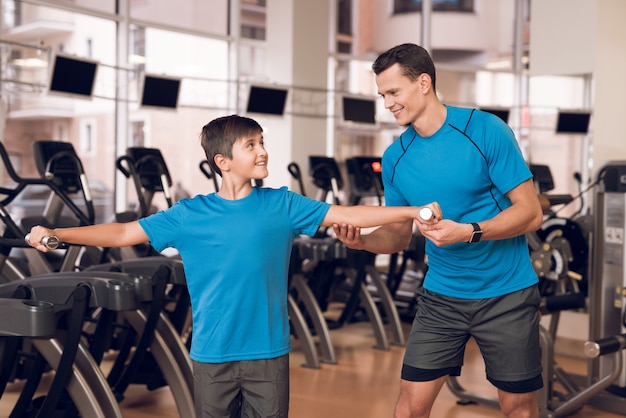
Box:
(24, 234), (60, 250)
(419, 207), (434, 221)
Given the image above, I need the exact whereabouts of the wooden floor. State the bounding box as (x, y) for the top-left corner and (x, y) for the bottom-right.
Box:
(0, 318), (625, 417)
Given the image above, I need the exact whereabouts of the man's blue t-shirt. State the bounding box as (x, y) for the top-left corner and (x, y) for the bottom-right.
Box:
(139, 186), (330, 363)
(382, 105), (537, 299)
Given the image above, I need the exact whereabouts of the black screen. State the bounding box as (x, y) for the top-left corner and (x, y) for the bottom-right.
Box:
(49, 55), (97, 97)
(342, 96), (377, 124)
(246, 86), (288, 115)
(480, 107), (510, 124)
(140, 75), (181, 109)
(556, 111), (591, 134)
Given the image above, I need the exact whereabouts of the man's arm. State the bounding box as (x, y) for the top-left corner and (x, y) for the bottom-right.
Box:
(475, 178), (544, 240)
(329, 202), (441, 254)
(332, 220), (414, 255)
(27, 221), (149, 252)
(417, 178), (543, 246)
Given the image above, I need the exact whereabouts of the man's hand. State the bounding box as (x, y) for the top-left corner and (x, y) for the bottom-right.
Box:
(415, 219), (471, 247)
(332, 223), (363, 250)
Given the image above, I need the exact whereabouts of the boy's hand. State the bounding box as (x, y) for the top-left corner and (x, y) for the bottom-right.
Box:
(332, 223), (363, 250)
(26, 226), (56, 252)
(416, 203), (442, 225)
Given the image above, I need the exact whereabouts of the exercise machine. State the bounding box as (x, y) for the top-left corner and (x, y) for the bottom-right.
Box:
(585, 160), (626, 414)
(289, 157), (405, 349)
(0, 271), (135, 418)
(117, 147), (174, 219)
(0, 142), (196, 416)
(345, 156), (384, 206)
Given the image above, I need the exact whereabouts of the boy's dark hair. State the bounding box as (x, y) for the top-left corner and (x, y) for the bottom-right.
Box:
(200, 114), (263, 176)
(372, 43), (437, 91)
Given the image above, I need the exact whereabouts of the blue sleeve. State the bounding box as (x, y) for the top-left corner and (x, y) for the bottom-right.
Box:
(137, 202), (185, 252)
(284, 188), (331, 236)
(479, 112), (532, 195)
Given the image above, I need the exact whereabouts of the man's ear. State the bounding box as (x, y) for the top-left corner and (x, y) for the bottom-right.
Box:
(214, 154), (230, 173)
(419, 73), (432, 93)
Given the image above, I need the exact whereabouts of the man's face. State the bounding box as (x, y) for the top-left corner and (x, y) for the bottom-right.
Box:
(376, 63), (425, 127)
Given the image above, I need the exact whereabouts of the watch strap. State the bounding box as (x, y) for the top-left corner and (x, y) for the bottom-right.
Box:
(468, 222), (482, 243)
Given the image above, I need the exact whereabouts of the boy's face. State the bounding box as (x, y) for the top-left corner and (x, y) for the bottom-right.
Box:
(229, 131), (269, 180)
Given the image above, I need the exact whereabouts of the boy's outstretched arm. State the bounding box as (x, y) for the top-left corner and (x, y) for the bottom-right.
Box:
(26, 222), (149, 252)
(323, 203), (441, 255)
(320, 202), (440, 228)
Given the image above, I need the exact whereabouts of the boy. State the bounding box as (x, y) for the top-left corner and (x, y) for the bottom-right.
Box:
(27, 114), (440, 418)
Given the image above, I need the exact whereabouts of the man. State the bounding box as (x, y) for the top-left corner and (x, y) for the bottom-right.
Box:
(333, 43), (544, 418)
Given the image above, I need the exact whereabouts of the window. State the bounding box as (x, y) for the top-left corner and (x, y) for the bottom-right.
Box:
(131, 120), (146, 148)
(241, 25), (265, 40)
(130, 26), (146, 78)
(337, 0), (352, 36)
(3, 0), (21, 29)
(241, 0), (266, 40)
(80, 119), (96, 156)
(394, 0), (474, 14)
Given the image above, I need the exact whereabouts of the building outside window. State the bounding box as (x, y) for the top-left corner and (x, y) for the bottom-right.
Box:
(394, 0), (474, 14)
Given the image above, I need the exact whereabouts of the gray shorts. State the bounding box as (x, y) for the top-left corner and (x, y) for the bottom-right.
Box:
(193, 354), (289, 418)
(402, 285), (543, 392)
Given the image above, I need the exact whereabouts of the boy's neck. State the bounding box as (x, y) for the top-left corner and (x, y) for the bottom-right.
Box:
(217, 179), (254, 200)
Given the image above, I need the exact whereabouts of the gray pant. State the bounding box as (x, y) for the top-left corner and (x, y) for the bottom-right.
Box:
(403, 285), (542, 390)
(193, 354), (290, 418)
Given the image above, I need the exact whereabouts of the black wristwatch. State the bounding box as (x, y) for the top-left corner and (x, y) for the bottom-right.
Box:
(468, 222), (482, 243)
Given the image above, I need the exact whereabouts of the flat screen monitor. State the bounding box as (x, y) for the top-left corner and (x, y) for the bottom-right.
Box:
(246, 85), (288, 116)
(140, 74), (181, 109)
(480, 107), (510, 124)
(48, 54), (98, 98)
(342, 96), (377, 125)
(556, 111), (591, 134)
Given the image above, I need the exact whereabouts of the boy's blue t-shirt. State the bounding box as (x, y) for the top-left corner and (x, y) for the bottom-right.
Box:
(382, 105), (537, 299)
(139, 186), (330, 363)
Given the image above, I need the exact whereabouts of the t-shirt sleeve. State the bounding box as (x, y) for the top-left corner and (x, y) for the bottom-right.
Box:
(137, 202), (185, 252)
(284, 188), (331, 236)
(480, 113), (532, 195)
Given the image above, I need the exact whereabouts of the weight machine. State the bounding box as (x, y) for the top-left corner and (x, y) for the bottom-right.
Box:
(585, 160), (626, 414)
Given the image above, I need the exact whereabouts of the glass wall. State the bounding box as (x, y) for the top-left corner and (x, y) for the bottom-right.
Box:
(0, 0), (588, 221)
(0, 0), (234, 223)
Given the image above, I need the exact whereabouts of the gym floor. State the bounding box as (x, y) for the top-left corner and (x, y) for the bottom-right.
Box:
(0, 311), (622, 418)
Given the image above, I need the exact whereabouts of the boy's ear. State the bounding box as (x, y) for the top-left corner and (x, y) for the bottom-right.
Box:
(214, 154), (230, 172)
